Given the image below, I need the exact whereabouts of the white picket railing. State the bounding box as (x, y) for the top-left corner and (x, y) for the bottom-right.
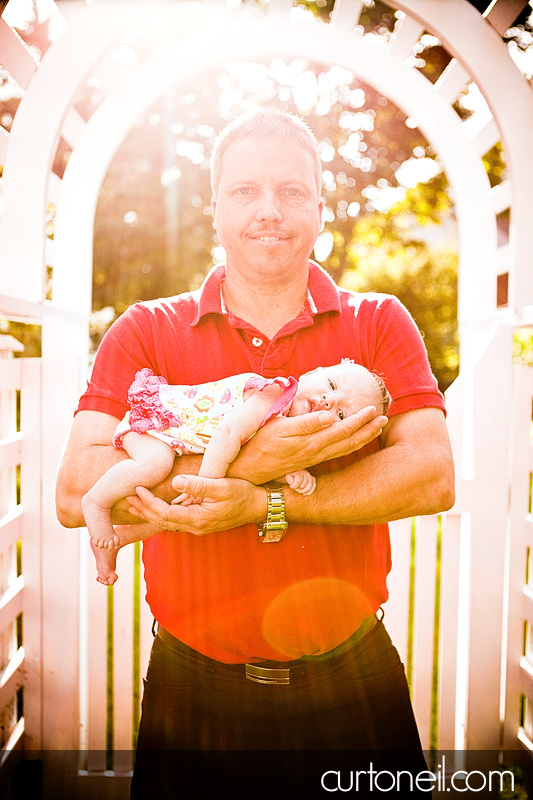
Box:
(0, 339), (41, 784)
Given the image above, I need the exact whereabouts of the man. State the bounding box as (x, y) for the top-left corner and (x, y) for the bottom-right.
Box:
(56, 108), (454, 797)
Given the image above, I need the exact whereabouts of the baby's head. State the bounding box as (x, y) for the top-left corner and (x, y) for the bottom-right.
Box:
(289, 360), (390, 421)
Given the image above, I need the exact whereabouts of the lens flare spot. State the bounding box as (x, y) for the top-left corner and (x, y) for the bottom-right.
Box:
(262, 578), (373, 659)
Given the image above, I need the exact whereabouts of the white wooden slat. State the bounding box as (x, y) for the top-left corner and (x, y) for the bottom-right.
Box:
(39, 312), (84, 755)
(0, 296), (42, 323)
(0, 18), (38, 90)
(112, 542), (136, 774)
(437, 513), (461, 751)
(489, 180), (512, 216)
(433, 58), (470, 104)
(486, 0), (528, 36)
(0, 360), (21, 392)
(139, 557), (153, 723)
(0, 646), (23, 713)
(47, 171), (63, 208)
(0, 127), (9, 164)
(19, 357), (42, 753)
(390, 13), (425, 59)
(496, 243), (510, 276)
(0, 575), (23, 634)
(466, 499), (511, 745)
(60, 106), (87, 150)
(86, 544), (108, 771)
(0, 435), (22, 470)
(503, 367), (533, 753)
(411, 515), (439, 749)
(0, 508), (22, 553)
(0, 717), (24, 770)
(384, 517), (412, 664)
(470, 117), (500, 157)
(330, 0), (363, 30)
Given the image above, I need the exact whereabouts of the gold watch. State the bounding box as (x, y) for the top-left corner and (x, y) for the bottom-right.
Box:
(257, 483), (288, 543)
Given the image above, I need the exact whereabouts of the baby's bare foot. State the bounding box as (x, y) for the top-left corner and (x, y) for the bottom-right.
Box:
(96, 572), (118, 586)
(90, 539), (119, 586)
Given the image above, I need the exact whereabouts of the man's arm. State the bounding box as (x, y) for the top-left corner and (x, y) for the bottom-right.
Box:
(126, 406), (454, 535)
(283, 407), (455, 525)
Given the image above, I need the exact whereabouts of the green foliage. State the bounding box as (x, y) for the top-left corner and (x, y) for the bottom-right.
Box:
(0, 320), (42, 358)
(339, 179), (459, 391)
(513, 329), (533, 367)
(483, 141), (508, 188)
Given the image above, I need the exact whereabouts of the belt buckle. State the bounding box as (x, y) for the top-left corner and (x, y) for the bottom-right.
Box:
(245, 663), (290, 685)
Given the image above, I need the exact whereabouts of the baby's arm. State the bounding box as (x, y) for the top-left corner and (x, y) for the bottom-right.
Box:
(174, 383), (282, 504)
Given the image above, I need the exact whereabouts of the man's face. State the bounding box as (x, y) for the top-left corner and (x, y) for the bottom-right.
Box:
(212, 135), (324, 279)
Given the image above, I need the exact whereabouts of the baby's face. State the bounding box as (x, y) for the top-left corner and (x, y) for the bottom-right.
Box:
(289, 363), (383, 420)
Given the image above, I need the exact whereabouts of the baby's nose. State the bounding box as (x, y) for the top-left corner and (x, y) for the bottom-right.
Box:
(321, 393), (331, 409)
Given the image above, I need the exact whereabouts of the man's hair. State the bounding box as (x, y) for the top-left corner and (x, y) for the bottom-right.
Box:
(210, 107), (322, 195)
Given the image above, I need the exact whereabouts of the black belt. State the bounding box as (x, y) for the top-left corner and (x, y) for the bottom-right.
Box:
(157, 612), (379, 686)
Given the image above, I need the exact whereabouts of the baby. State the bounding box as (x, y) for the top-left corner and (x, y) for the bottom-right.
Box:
(82, 360), (390, 585)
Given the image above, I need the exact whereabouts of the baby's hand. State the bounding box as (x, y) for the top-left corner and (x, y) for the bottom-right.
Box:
(284, 470), (316, 496)
(172, 492), (202, 506)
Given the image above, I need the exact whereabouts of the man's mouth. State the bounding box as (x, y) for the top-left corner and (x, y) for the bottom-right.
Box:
(250, 232), (288, 242)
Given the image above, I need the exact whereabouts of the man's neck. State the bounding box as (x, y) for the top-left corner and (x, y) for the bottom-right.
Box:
(222, 267), (309, 340)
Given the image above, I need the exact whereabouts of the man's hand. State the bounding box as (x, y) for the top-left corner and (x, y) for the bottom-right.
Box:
(229, 405), (387, 485)
(127, 475), (267, 536)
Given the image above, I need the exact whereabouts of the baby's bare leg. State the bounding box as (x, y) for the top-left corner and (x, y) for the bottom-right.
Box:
(83, 432), (175, 565)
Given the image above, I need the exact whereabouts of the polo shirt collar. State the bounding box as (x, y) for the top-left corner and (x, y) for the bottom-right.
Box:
(191, 261), (341, 326)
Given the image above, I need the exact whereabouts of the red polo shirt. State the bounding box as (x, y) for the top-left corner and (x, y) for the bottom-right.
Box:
(78, 262), (445, 663)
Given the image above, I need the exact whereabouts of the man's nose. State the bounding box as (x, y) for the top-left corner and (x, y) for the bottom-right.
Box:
(255, 191), (282, 222)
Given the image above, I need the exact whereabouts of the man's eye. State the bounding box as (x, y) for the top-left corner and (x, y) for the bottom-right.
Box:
(338, 409), (345, 421)
(236, 187), (252, 195)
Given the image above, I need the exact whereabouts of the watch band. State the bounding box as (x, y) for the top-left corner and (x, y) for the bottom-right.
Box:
(258, 482), (288, 543)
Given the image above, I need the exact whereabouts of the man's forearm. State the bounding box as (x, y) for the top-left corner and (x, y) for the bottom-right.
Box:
(284, 435), (455, 527)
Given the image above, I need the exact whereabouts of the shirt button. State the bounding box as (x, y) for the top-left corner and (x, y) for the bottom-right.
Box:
(252, 337), (263, 347)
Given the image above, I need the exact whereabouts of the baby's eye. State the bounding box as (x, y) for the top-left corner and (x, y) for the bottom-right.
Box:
(338, 409), (345, 421)
(328, 378), (336, 390)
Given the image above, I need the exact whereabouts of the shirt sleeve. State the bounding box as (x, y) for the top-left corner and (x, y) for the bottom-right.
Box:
(363, 294), (446, 417)
(76, 304), (157, 420)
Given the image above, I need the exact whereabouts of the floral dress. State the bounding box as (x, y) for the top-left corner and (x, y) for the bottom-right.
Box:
(113, 368), (298, 454)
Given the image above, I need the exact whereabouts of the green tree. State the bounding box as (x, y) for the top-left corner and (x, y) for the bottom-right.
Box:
(339, 177), (459, 391)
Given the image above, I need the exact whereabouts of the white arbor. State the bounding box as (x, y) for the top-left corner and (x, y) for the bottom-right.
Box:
(0, 0), (532, 796)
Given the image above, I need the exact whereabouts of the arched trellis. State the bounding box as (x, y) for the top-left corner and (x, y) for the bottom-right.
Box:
(0, 0), (532, 794)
